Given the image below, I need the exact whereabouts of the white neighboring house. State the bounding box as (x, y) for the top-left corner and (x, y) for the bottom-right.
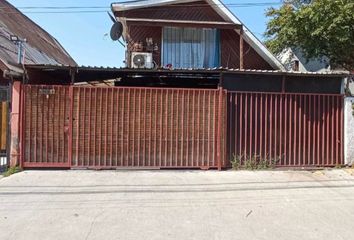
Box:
(278, 48), (331, 72)
(279, 48), (353, 95)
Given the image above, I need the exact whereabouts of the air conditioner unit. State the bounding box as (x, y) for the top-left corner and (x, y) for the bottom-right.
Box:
(131, 52), (154, 69)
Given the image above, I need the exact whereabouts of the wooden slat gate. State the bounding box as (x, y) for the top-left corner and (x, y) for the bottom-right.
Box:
(22, 85), (226, 169)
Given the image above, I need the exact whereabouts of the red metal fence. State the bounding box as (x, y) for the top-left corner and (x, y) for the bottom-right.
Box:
(22, 85), (226, 169)
(227, 92), (344, 167)
(21, 85), (345, 169)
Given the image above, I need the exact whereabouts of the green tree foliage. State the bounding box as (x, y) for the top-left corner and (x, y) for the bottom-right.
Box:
(265, 0), (354, 70)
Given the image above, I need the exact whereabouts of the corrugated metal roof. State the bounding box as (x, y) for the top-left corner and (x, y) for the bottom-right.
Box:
(0, 0), (77, 71)
(25, 64), (350, 77)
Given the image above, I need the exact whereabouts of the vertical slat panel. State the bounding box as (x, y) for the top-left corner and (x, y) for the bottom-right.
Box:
(279, 94), (283, 164)
(104, 88), (108, 167)
(64, 87), (223, 169)
(239, 93), (243, 158)
(186, 90), (190, 166)
(202, 90), (206, 166)
(317, 95), (320, 166)
(88, 88), (92, 166)
(340, 96), (344, 165)
(264, 94), (268, 161)
(260, 94), (263, 161)
(269, 94), (273, 162)
(164, 89), (168, 167)
(94, 88), (99, 166)
(176, 90), (180, 166)
(28, 86), (32, 162)
(274, 94), (277, 163)
(154, 89), (158, 167)
(331, 95), (334, 166)
(55, 87), (60, 164)
(320, 95), (324, 166)
(81, 88), (85, 166)
(298, 95), (301, 166)
(159, 89), (163, 166)
(226, 92), (344, 168)
(335, 96), (339, 165)
(303, 95), (307, 165)
(249, 93), (253, 159)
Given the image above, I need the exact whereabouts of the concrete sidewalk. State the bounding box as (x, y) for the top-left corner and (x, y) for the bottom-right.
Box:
(0, 170), (354, 240)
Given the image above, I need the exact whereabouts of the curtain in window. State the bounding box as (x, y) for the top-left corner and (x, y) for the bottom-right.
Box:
(162, 27), (220, 68)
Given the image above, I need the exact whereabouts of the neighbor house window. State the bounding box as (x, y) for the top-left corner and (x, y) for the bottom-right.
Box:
(292, 60), (300, 71)
(162, 27), (220, 68)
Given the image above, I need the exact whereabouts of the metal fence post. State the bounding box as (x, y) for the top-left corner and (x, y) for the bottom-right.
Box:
(217, 87), (223, 171)
(68, 86), (74, 168)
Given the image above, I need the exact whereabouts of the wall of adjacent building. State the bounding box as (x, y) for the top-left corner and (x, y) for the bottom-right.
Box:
(345, 97), (354, 165)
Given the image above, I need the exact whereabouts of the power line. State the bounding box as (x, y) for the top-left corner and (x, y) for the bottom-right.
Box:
(9, 2), (281, 9)
(0, 1), (283, 14)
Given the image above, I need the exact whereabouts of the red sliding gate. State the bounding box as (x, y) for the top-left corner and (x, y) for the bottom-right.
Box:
(22, 85), (226, 169)
(227, 92), (344, 167)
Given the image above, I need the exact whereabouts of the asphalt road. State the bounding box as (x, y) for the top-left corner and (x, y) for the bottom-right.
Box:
(1, 169), (354, 240)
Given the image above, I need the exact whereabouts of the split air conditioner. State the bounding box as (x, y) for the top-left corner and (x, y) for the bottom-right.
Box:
(131, 52), (154, 69)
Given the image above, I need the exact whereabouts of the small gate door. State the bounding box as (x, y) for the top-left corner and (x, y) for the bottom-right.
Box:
(22, 85), (71, 168)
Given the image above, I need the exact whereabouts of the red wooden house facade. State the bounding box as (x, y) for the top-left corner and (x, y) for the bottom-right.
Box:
(111, 0), (284, 70)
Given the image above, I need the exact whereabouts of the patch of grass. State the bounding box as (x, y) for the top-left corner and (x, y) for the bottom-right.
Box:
(335, 164), (343, 169)
(231, 154), (280, 170)
(2, 166), (22, 177)
(230, 154), (243, 170)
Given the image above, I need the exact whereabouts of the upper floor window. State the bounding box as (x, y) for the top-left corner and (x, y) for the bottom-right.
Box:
(292, 60), (300, 71)
(162, 27), (220, 69)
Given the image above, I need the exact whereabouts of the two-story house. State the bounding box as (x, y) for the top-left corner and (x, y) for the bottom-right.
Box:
(5, 0), (349, 170)
(111, 0), (285, 70)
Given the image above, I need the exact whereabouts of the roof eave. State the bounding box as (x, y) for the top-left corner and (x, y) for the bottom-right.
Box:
(0, 58), (24, 75)
(111, 0), (197, 12)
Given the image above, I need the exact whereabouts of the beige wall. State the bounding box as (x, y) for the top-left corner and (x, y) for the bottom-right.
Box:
(345, 97), (354, 165)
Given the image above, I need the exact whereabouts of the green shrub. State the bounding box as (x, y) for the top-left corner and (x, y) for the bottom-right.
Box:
(231, 154), (280, 170)
(2, 166), (22, 177)
(230, 154), (243, 170)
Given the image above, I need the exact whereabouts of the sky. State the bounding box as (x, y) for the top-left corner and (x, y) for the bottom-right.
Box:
(7, 0), (282, 67)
